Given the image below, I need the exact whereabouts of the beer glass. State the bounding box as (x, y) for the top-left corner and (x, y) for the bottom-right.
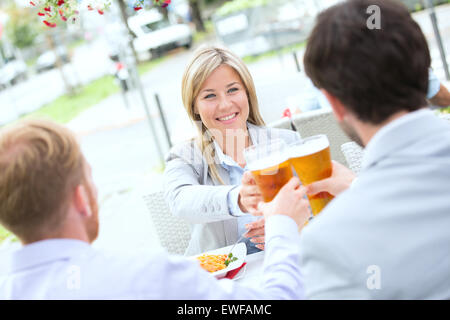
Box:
(244, 139), (293, 202)
(289, 135), (333, 215)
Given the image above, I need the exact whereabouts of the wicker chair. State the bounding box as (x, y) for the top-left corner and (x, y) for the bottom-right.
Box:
(268, 117), (295, 130)
(142, 191), (191, 255)
(270, 109), (352, 165)
(340, 141), (364, 175)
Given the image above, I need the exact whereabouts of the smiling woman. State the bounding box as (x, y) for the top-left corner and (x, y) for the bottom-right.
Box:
(163, 46), (302, 256)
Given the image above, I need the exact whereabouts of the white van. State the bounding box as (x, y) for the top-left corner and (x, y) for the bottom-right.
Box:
(128, 9), (193, 60)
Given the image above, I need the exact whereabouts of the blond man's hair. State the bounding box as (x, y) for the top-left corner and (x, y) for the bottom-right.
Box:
(181, 46), (265, 184)
(0, 119), (85, 242)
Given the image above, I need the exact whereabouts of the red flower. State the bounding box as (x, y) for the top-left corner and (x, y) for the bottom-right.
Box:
(282, 108), (292, 118)
(37, 12), (45, 16)
(98, 9), (104, 15)
(134, 6), (142, 11)
(87, 5), (93, 11)
(44, 7), (51, 12)
(58, 9), (67, 21)
(30, 1), (35, 6)
(57, 0), (65, 6)
(161, 0), (171, 7)
(43, 20), (56, 28)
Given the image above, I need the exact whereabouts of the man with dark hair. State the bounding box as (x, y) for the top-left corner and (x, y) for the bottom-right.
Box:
(260, 0), (450, 299)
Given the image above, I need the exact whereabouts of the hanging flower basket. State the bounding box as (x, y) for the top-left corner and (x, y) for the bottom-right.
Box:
(29, 0), (171, 28)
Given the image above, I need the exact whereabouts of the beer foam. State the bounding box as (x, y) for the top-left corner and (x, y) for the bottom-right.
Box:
(290, 137), (329, 158)
(246, 153), (289, 171)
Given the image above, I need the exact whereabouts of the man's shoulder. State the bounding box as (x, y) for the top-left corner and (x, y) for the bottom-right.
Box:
(300, 187), (369, 244)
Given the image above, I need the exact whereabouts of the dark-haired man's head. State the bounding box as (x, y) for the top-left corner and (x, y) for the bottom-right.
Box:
(0, 120), (99, 245)
(304, 0), (431, 146)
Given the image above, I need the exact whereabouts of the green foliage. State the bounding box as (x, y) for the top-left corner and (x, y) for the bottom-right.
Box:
(215, 0), (271, 17)
(137, 56), (167, 75)
(0, 225), (16, 244)
(19, 56), (165, 125)
(5, 6), (39, 49)
(192, 19), (214, 43)
(242, 41), (306, 64)
(22, 75), (119, 124)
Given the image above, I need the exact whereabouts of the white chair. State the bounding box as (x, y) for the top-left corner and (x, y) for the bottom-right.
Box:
(274, 109), (351, 166)
(268, 117), (295, 130)
(142, 191), (191, 255)
(340, 141), (364, 175)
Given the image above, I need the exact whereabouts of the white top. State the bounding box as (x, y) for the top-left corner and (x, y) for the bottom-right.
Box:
(0, 215), (304, 300)
(299, 109), (450, 299)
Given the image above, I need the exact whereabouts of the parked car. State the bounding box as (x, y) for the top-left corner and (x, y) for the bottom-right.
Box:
(35, 46), (70, 73)
(128, 9), (193, 60)
(0, 58), (27, 88)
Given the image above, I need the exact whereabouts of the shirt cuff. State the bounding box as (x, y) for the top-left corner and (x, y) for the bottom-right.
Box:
(265, 215), (299, 242)
(227, 185), (247, 217)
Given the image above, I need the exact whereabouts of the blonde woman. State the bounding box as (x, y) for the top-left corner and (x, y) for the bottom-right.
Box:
(164, 46), (301, 256)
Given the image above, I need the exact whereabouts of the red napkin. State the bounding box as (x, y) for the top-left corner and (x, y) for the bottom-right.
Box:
(225, 262), (247, 279)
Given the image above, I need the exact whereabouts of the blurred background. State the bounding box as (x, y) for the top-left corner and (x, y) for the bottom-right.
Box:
(1, 0), (449, 252)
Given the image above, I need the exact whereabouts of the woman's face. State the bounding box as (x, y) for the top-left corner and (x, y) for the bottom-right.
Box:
(194, 64), (250, 138)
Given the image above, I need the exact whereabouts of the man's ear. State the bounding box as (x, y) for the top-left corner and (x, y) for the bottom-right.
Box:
(321, 89), (347, 122)
(74, 185), (92, 217)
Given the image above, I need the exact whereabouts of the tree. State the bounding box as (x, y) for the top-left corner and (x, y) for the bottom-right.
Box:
(116, 0), (139, 62)
(5, 4), (39, 49)
(189, 0), (205, 32)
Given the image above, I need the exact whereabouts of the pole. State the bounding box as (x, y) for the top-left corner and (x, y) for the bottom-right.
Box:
(125, 36), (166, 167)
(154, 93), (172, 148)
(292, 51), (301, 72)
(425, 0), (450, 80)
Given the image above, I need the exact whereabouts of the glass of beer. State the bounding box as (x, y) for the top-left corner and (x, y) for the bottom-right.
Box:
(289, 135), (333, 215)
(244, 139), (293, 202)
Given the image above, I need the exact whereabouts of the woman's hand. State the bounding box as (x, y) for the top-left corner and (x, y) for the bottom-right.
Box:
(257, 177), (311, 229)
(244, 218), (266, 250)
(305, 160), (356, 197)
(238, 171), (263, 214)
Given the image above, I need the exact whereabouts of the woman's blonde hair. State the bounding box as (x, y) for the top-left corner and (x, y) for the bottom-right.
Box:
(181, 46), (265, 184)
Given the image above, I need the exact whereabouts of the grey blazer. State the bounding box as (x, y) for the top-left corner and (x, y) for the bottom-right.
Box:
(299, 110), (450, 299)
(163, 123), (301, 256)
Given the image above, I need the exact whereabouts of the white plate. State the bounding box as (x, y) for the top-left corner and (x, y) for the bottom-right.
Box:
(191, 243), (247, 279)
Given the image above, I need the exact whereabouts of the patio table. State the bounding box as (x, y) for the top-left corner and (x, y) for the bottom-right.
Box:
(234, 251), (265, 286)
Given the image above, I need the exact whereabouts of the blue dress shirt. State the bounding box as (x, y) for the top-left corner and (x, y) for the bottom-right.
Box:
(0, 216), (304, 299)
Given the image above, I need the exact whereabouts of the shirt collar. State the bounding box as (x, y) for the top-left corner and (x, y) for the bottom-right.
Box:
(361, 108), (439, 170)
(0, 239), (92, 274)
(213, 122), (258, 170)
